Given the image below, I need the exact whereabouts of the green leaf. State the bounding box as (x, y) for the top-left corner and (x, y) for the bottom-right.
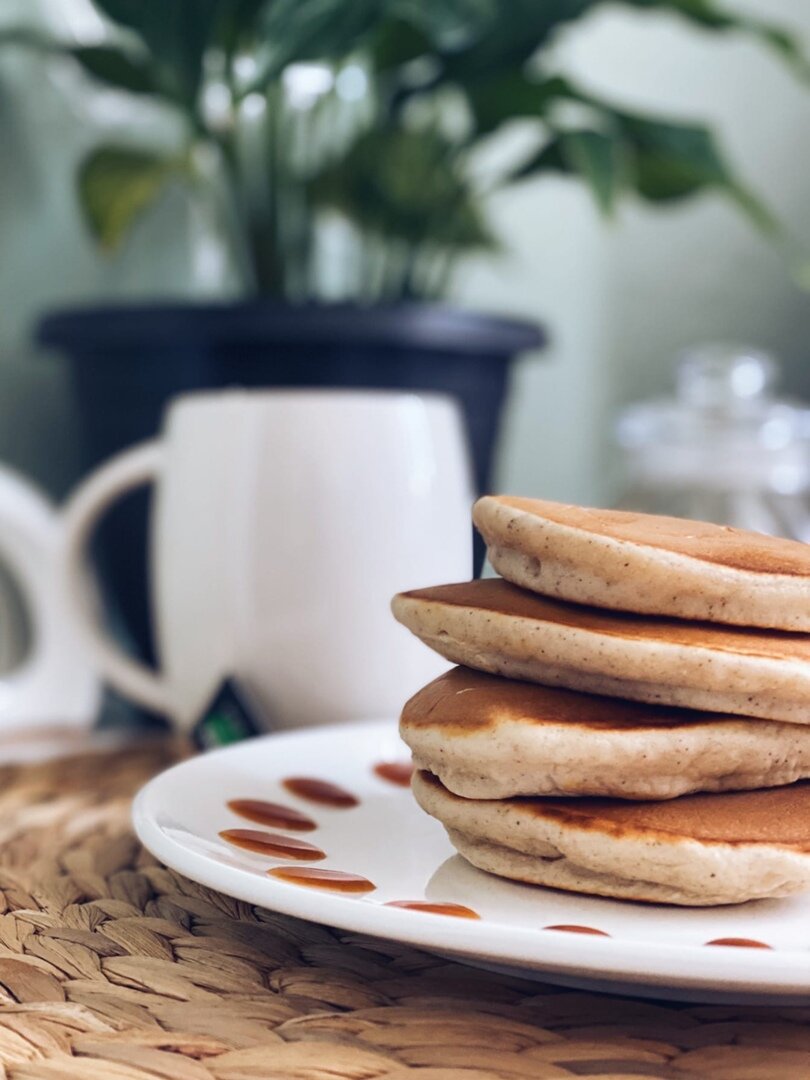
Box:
(91, 0), (224, 110)
(515, 136), (569, 177)
(310, 127), (493, 250)
(512, 128), (624, 215)
(0, 29), (163, 96)
(562, 130), (623, 215)
(613, 112), (777, 230)
(495, 73), (779, 229)
(256, 0), (494, 79)
(442, 1), (593, 81)
(0, 27), (57, 49)
(89, 0), (152, 33)
(0, 28), (175, 104)
(258, 0), (381, 80)
(78, 147), (180, 251)
(617, 115), (725, 198)
(755, 25), (810, 81)
(213, 0), (270, 58)
(511, 105), (775, 231)
(388, 0), (497, 51)
(71, 46), (159, 95)
(371, 17), (431, 71)
(466, 73), (576, 135)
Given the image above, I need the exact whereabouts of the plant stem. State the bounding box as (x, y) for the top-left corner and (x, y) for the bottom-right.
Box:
(217, 86), (287, 298)
(209, 132), (259, 295)
(258, 86), (284, 294)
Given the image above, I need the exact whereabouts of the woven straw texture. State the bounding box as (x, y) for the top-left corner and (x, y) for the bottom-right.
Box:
(0, 739), (807, 1080)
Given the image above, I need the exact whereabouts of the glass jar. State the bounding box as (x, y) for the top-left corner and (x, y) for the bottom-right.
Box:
(615, 344), (810, 540)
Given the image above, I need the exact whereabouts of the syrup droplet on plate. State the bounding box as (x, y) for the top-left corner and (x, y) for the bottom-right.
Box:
(544, 924), (610, 937)
(705, 937), (772, 949)
(385, 901), (479, 919)
(219, 829), (325, 860)
(374, 762), (413, 787)
(268, 866), (375, 892)
(282, 777), (359, 808)
(227, 798), (317, 831)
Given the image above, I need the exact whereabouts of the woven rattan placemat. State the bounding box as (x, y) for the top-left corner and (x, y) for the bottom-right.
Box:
(0, 739), (807, 1079)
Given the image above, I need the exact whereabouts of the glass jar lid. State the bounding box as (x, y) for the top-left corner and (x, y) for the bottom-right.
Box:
(616, 344), (810, 494)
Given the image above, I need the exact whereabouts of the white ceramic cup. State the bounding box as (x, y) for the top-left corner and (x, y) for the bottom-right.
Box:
(60, 389), (473, 731)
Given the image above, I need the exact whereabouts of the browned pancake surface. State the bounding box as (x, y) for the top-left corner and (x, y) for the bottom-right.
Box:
(401, 579), (810, 662)
(496, 496), (810, 576)
(402, 667), (740, 732)
(418, 771), (810, 850)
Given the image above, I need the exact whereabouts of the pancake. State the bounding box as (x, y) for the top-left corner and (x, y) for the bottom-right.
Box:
(473, 495), (810, 630)
(401, 667), (810, 800)
(412, 770), (810, 905)
(391, 579), (810, 724)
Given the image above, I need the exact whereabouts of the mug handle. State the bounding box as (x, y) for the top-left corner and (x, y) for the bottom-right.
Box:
(60, 441), (173, 716)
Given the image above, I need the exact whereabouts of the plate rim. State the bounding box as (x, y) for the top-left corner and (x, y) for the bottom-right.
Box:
(132, 720), (810, 998)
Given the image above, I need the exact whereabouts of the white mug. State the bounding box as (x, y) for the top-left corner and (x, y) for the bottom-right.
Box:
(60, 389), (473, 731)
(0, 465), (99, 741)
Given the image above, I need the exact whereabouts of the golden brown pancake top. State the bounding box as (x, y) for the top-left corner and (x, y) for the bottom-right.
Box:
(399, 579), (810, 663)
(401, 666), (742, 732)
(494, 496), (810, 577)
(418, 771), (810, 850)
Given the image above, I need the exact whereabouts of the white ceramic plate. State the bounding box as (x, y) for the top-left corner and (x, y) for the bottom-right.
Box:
(133, 719), (810, 1004)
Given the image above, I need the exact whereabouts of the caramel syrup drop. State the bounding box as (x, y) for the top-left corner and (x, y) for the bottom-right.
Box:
(227, 799), (317, 831)
(374, 762), (414, 787)
(268, 867), (375, 893)
(220, 829), (325, 860)
(385, 900), (479, 919)
(544, 924), (610, 937)
(282, 777), (359, 808)
(705, 937), (772, 949)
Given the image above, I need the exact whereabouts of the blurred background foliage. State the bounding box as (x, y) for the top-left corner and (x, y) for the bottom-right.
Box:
(0, 1), (809, 515)
(2, 0), (804, 300)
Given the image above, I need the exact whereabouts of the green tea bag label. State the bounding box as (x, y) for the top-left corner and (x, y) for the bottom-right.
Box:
(191, 678), (267, 749)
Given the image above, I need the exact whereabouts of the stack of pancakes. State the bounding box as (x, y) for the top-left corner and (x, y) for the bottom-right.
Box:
(392, 496), (810, 906)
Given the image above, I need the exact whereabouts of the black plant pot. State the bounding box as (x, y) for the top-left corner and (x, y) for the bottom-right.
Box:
(38, 301), (544, 664)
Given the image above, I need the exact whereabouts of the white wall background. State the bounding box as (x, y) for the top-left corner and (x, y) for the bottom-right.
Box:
(1, 0), (809, 505)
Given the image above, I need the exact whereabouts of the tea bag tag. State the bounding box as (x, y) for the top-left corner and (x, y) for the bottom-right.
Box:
(191, 678), (268, 750)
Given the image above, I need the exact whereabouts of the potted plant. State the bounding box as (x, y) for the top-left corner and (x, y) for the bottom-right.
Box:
(5, 0), (802, 653)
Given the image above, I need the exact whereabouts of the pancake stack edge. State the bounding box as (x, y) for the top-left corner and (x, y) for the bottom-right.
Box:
(391, 495), (810, 906)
